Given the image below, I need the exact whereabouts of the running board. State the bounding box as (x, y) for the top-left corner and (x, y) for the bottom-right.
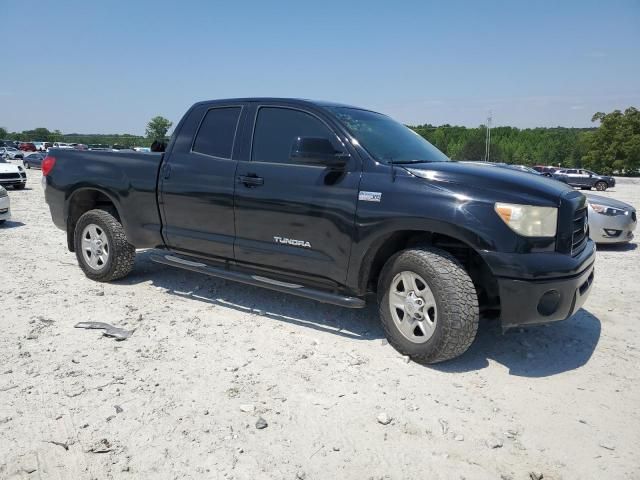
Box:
(150, 253), (366, 309)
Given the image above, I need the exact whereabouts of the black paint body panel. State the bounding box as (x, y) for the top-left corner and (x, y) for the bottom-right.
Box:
(44, 98), (596, 327)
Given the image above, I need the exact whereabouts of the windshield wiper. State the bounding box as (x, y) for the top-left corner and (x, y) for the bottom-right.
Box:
(387, 159), (432, 164)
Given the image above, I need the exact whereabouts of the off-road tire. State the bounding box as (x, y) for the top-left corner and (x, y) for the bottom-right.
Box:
(378, 247), (479, 364)
(595, 181), (608, 191)
(74, 209), (135, 282)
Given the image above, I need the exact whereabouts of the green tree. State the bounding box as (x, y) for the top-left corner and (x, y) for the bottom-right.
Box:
(145, 116), (172, 141)
(0, 127), (7, 139)
(582, 107), (640, 174)
(22, 128), (53, 141)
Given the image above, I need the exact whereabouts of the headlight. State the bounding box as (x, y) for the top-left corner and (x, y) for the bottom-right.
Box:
(590, 203), (627, 216)
(494, 203), (558, 237)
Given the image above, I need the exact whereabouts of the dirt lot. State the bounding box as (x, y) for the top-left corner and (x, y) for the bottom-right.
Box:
(1, 170), (639, 479)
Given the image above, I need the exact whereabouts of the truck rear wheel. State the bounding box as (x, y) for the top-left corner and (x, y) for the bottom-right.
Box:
(378, 247), (479, 364)
(74, 209), (135, 282)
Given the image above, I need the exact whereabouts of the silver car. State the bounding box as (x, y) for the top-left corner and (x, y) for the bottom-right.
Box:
(0, 147), (24, 160)
(586, 194), (636, 244)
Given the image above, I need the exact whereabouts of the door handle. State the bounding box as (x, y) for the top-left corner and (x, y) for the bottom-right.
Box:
(163, 163), (172, 179)
(238, 174), (264, 187)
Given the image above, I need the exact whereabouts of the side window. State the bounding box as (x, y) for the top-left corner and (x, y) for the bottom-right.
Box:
(192, 107), (242, 159)
(567, 169), (577, 174)
(252, 107), (335, 164)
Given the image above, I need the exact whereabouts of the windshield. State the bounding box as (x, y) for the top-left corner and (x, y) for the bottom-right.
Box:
(328, 107), (449, 164)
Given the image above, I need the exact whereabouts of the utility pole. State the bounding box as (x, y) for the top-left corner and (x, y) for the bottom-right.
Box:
(484, 111), (492, 162)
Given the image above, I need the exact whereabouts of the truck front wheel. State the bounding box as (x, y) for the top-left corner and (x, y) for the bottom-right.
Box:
(74, 209), (135, 282)
(378, 247), (479, 364)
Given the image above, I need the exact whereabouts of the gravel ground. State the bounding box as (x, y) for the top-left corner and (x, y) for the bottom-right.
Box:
(1, 169), (639, 479)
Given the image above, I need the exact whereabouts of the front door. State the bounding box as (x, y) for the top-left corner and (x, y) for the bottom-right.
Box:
(233, 105), (360, 286)
(159, 105), (244, 260)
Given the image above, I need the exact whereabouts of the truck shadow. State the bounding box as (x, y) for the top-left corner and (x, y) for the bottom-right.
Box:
(433, 309), (601, 377)
(0, 220), (26, 229)
(118, 251), (383, 342)
(120, 251), (601, 377)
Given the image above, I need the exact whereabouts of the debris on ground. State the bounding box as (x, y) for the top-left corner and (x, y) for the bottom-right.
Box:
(255, 417), (268, 429)
(74, 322), (134, 341)
(377, 412), (392, 425)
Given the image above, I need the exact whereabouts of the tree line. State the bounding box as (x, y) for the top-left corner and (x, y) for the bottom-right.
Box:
(410, 107), (639, 174)
(1, 108), (638, 174)
(0, 116), (173, 149)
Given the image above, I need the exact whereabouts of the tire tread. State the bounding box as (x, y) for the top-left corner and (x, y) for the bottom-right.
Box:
(378, 247), (479, 364)
(74, 209), (135, 282)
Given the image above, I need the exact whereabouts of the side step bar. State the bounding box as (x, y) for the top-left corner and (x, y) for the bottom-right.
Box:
(150, 253), (366, 309)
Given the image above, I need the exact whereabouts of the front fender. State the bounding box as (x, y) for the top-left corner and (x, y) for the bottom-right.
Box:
(346, 217), (495, 295)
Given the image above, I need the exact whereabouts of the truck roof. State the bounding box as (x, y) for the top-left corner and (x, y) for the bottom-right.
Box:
(193, 97), (366, 110)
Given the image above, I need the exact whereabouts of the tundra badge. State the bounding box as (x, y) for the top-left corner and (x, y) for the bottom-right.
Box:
(359, 191), (382, 202)
(273, 236), (312, 248)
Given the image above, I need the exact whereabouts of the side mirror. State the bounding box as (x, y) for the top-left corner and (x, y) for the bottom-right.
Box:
(290, 137), (349, 168)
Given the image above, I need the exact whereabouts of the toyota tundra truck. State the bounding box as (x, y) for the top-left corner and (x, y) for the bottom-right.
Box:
(43, 98), (595, 363)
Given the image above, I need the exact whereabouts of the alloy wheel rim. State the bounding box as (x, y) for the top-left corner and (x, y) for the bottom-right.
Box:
(388, 271), (438, 344)
(81, 224), (110, 270)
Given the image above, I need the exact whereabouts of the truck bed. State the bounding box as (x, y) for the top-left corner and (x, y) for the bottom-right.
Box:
(44, 149), (165, 248)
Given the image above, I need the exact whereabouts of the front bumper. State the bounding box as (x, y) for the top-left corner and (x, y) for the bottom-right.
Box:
(482, 240), (596, 328)
(589, 210), (636, 244)
(0, 171), (27, 186)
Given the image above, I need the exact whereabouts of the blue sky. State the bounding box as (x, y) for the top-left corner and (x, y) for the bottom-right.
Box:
(3, 0), (639, 134)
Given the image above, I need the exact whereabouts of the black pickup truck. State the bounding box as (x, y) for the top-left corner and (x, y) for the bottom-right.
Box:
(43, 98), (596, 363)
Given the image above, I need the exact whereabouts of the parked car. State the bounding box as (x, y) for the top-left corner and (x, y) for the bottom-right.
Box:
(585, 194), (636, 244)
(50, 142), (73, 150)
(43, 98), (595, 363)
(0, 147), (24, 160)
(532, 165), (559, 177)
(1, 140), (18, 148)
(23, 152), (46, 169)
(33, 141), (53, 151)
(502, 164), (541, 175)
(0, 155), (27, 189)
(19, 142), (37, 152)
(0, 185), (10, 224)
(553, 168), (615, 191)
(88, 144), (111, 151)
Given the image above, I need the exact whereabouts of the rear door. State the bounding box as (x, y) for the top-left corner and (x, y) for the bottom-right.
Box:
(233, 104), (361, 286)
(577, 169), (592, 187)
(159, 103), (245, 260)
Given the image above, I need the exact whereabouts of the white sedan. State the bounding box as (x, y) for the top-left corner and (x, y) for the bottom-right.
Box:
(0, 186), (10, 224)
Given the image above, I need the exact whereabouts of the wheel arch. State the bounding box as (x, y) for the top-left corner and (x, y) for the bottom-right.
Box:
(65, 187), (123, 252)
(355, 225), (500, 314)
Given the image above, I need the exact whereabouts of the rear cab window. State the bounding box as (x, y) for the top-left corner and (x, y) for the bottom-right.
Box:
(192, 107), (242, 159)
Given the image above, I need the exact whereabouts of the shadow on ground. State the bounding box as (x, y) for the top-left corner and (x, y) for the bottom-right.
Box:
(0, 220), (26, 229)
(118, 250), (601, 377)
(433, 309), (601, 377)
(117, 250), (383, 342)
(596, 242), (637, 252)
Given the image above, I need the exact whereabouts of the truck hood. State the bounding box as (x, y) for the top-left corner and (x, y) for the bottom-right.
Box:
(0, 163), (20, 173)
(404, 161), (574, 205)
